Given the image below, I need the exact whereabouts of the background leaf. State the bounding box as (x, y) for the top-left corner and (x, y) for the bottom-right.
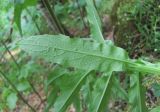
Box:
(89, 73), (113, 112)
(111, 75), (128, 101)
(6, 93), (18, 110)
(53, 70), (91, 112)
(14, 0), (37, 35)
(129, 72), (148, 112)
(45, 66), (68, 111)
(151, 83), (160, 97)
(150, 106), (160, 112)
(86, 0), (104, 43)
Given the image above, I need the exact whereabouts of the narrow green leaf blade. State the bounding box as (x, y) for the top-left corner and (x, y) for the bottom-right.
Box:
(86, 0), (104, 43)
(46, 86), (59, 112)
(46, 66), (94, 112)
(129, 72), (148, 112)
(46, 65), (68, 86)
(89, 73), (113, 112)
(45, 66), (67, 111)
(53, 70), (91, 112)
(18, 35), (128, 73)
(14, 3), (23, 35)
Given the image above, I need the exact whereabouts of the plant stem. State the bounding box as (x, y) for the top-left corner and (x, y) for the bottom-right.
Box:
(41, 0), (65, 34)
(1, 41), (20, 71)
(27, 78), (44, 102)
(128, 61), (160, 75)
(0, 50), (6, 62)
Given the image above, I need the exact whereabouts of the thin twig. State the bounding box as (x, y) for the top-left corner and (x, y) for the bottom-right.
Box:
(41, 0), (65, 34)
(0, 50), (6, 62)
(5, 19), (14, 42)
(0, 70), (36, 112)
(1, 41), (20, 70)
(27, 79), (46, 110)
(1, 41), (45, 111)
(27, 78), (44, 102)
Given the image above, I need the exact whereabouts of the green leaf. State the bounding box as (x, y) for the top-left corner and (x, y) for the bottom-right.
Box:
(18, 35), (160, 74)
(86, 0), (104, 43)
(45, 66), (68, 111)
(128, 59), (160, 74)
(72, 95), (81, 112)
(46, 66), (88, 112)
(53, 70), (91, 112)
(129, 72), (148, 112)
(46, 65), (68, 87)
(81, 75), (96, 110)
(150, 106), (160, 112)
(18, 34), (128, 73)
(6, 93), (18, 110)
(17, 81), (30, 91)
(152, 83), (160, 97)
(89, 73), (113, 112)
(112, 75), (128, 101)
(2, 88), (11, 100)
(46, 86), (59, 112)
(14, 0), (37, 35)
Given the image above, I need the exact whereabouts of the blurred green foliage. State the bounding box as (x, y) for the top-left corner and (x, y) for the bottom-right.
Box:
(0, 0), (160, 111)
(114, 0), (160, 57)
